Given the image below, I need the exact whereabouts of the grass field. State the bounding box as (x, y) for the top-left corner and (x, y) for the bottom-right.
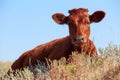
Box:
(0, 44), (120, 80)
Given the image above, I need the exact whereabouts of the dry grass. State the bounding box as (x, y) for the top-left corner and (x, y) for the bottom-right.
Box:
(0, 44), (120, 80)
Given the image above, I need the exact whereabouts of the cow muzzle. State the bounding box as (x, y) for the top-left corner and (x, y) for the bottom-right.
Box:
(73, 36), (85, 43)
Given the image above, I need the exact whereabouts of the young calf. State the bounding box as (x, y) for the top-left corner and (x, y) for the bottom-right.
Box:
(10, 8), (105, 71)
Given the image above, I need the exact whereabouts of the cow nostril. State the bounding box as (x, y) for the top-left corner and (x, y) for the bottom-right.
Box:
(81, 37), (84, 41)
(73, 37), (77, 41)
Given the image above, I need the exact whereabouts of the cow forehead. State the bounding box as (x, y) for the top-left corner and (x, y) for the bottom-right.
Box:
(68, 8), (89, 18)
(69, 8), (88, 13)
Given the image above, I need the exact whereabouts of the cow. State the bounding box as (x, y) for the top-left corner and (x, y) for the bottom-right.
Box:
(9, 8), (105, 72)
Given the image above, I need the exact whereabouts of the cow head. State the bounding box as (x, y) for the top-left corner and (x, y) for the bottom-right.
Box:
(52, 8), (105, 46)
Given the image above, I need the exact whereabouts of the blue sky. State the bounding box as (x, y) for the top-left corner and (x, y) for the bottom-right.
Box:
(0, 0), (120, 61)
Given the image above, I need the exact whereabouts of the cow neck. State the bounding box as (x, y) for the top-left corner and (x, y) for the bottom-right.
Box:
(66, 36), (75, 49)
(73, 40), (89, 53)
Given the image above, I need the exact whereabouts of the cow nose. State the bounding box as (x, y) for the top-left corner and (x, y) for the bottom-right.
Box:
(73, 36), (84, 43)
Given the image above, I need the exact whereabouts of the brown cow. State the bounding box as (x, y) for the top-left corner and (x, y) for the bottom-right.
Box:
(10, 8), (105, 72)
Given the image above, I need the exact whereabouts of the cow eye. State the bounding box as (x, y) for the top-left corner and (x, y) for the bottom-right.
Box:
(66, 17), (71, 24)
(86, 21), (90, 24)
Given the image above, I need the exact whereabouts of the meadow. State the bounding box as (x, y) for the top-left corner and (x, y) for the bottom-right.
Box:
(0, 44), (120, 80)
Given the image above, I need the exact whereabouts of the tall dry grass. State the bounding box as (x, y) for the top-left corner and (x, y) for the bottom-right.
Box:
(0, 44), (120, 80)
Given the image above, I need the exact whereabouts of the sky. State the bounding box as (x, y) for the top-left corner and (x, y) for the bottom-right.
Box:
(0, 0), (120, 61)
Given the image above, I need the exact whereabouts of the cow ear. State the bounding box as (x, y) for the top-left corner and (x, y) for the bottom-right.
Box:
(52, 13), (66, 24)
(90, 11), (105, 23)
